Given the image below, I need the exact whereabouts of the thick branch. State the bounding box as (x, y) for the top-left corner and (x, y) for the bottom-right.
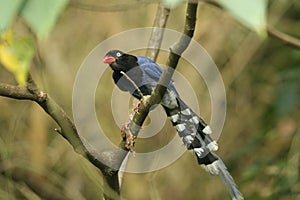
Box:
(0, 83), (38, 101)
(0, 80), (120, 200)
(151, 2), (198, 105)
(130, 2), (198, 135)
(112, 2), (198, 179)
(0, 2), (198, 200)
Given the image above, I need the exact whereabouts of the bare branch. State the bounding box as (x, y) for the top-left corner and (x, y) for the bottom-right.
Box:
(120, 71), (144, 99)
(267, 25), (300, 49)
(199, 0), (222, 8)
(0, 83), (37, 101)
(151, 2), (198, 104)
(70, 0), (154, 12)
(130, 1), (198, 137)
(110, 2), (199, 187)
(146, 3), (170, 61)
(0, 78), (120, 200)
(0, 2), (199, 200)
(200, 0), (300, 49)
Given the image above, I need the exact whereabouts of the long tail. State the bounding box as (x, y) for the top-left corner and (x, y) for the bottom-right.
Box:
(163, 99), (244, 200)
(206, 154), (244, 200)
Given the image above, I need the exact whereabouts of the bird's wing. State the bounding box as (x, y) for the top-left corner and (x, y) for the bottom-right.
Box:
(136, 56), (178, 94)
(136, 56), (162, 82)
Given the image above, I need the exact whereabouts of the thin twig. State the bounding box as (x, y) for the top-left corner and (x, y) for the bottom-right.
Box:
(267, 25), (300, 49)
(70, 0), (153, 12)
(199, 0), (222, 8)
(200, 0), (300, 49)
(120, 71), (144, 99)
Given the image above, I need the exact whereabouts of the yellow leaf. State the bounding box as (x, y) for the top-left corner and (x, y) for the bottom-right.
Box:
(0, 29), (35, 85)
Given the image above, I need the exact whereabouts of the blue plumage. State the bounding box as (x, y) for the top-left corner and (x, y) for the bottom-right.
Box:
(137, 56), (163, 81)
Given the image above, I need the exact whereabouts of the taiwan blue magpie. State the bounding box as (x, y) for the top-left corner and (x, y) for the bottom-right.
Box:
(103, 50), (244, 200)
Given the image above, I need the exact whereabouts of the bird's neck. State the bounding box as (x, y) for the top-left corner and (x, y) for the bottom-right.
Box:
(120, 55), (138, 71)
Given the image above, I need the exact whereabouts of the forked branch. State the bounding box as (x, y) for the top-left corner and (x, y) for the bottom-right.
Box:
(0, 2), (199, 200)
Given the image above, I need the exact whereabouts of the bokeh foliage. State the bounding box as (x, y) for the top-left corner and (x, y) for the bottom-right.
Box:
(0, 0), (299, 199)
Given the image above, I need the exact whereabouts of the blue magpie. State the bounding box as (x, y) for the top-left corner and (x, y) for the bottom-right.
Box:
(103, 50), (243, 200)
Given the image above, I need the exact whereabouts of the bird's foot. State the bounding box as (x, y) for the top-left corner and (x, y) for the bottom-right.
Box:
(133, 101), (141, 113)
(133, 95), (151, 113)
(121, 122), (136, 152)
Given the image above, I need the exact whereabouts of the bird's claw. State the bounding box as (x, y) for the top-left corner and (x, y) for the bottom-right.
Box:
(121, 122), (136, 152)
(134, 96), (146, 113)
(133, 95), (151, 113)
(133, 101), (142, 113)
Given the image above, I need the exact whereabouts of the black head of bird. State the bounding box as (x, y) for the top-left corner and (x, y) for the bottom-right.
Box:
(103, 50), (137, 72)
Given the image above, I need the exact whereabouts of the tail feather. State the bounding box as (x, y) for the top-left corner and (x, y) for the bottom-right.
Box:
(163, 98), (244, 200)
(207, 155), (244, 200)
(164, 98), (218, 155)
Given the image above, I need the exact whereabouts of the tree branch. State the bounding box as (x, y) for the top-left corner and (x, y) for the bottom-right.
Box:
(0, 77), (120, 200)
(267, 25), (300, 49)
(0, 83), (37, 101)
(199, 0), (222, 8)
(70, 0), (153, 12)
(0, 2), (198, 200)
(150, 2), (197, 104)
(107, 2), (198, 189)
(200, 0), (300, 49)
(146, 3), (170, 61)
(129, 1), (198, 145)
(120, 71), (144, 99)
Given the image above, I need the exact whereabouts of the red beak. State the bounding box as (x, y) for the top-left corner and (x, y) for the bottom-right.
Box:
(103, 56), (115, 64)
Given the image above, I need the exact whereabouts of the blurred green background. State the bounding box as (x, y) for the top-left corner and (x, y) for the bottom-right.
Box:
(0, 0), (299, 199)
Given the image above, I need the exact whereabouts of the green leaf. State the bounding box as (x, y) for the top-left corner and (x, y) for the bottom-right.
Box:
(0, 0), (25, 32)
(162, 0), (183, 8)
(20, 0), (69, 38)
(0, 30), (35, 85)
(217, 0), (268, 36)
